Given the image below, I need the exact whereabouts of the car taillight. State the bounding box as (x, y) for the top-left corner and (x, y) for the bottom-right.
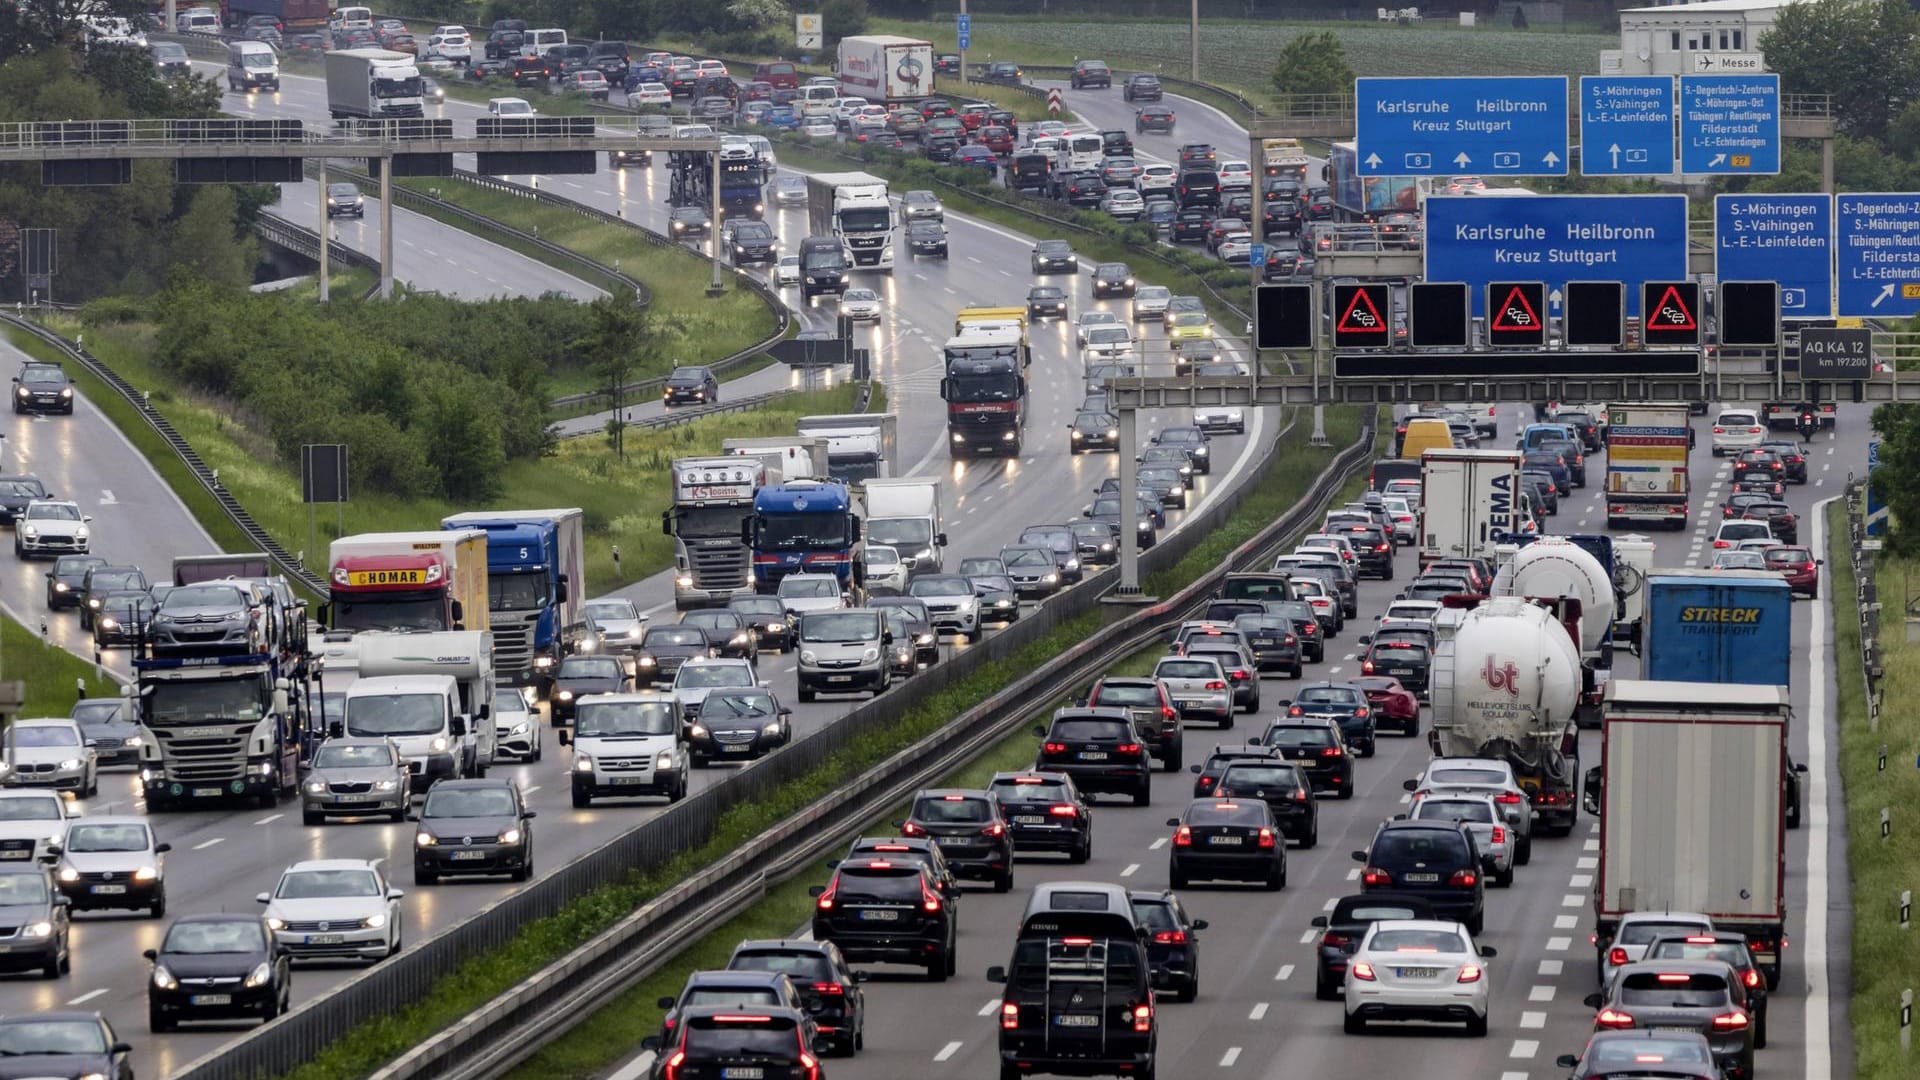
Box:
(1196, 775), (1215, 790)
(1491, 825), (1506, 843)
(1162, 706), (1177, 719)
(1362, 660), (1376, 674)
(1154, 929), (1189, 945)
(1321, 746), (1344, 758)
(1355, 706), (1369, 718)
(922, 881), (943, 914)
(982, 821), (1005, 837)
(1350, 961), (1377, 981)
(1596, 1007), (1635, 1029)
(1000, 1001), (1020, 1029)
(1609, 947), (1629, 966)
(1043, 741), (1069, 754)
(1257, 827), (1277, 849)
(1743, 969), (1761, 988)
(1132, 1002), (1153, 1032)
(1284, 634), (1297, 645)
(815, 880), (837, 911)
(1230, 669), (1249, 681)
(1448, 869), (1478, 887)
(1206, 680), (1228, 691)
(1118, 742), (1142, 756)
(1288, 706), (1304, 716)
(798, 1050), (820, 1080)
(1749, 427), (1762, 435)
(1361, 866), (1391, 886)
(1173, 825), (1193, 847)
(811, 980), (847, 996)
(1712, 1012), (1750, 1031)
(1713, 426), (1726, 434)
(1713, 539), (1731, 549)
(900, 821), (925, 836)
(1321, 931), (1350, 947)
(1457, 964), (1483, 983)
(1302, 623), (1316, 634)
(1494, 793), (1523, 805)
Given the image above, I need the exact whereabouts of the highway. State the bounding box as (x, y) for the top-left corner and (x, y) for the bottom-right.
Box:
(0, 80), (1283, 1075)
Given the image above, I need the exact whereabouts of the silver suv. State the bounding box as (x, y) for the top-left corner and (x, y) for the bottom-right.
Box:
(796, 609), (890, 703)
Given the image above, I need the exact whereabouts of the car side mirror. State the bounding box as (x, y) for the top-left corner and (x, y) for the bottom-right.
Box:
(986, 965), (1008, 984)
(111, 1041), (132, 1054)
(657, 995), (676, 1010)
(1583, 992), (1604, 1010)
(1031, 724), (1047, 738)
(557, 730), (571, 746)
(1555, 1056), (1578, 1069)
(405, 812), (419, 822)
(255, 892), (271, 904)
(143, 949), (158, 962)
(82, 515), (92, 523)
(1391, 813), (1406, 821)
(1310, 915), (1328, 928)
(1794, 762), (1808, 773)
(388, 889), (406, 900)
(1164, 816), (1180, 827)
(1188, 764), (1201, 774)
(853, 970), (871, 983)
(523, 810), (537, 820)
(1357, 635), (1371, 645)
(450, 717), (467, 737)
(155, 842), (172, 854)
(1401, 778), (1418, 792)
(641, 1035), (663, 1051)
(1350, 850), (1367, 862)
(808, 884), (827, 898)
(1479, 945), (1497, 958)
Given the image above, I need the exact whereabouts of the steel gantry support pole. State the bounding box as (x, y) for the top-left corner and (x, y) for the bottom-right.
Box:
(1189, 0), (1201, 84)
(1118, 406), (1141, 593)
(377, 156), (394, 299)
(316, 158), (330, 303)
(709, 151), (725, 294)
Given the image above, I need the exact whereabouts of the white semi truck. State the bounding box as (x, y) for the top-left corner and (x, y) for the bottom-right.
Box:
(325, 47), (425, 120)
(795, 413), (899, 483)
(861, 478), (946, 574)
(1418, 448), (1525, 567)
(836, 35), (934, 105)
(805, 171), (895, 271)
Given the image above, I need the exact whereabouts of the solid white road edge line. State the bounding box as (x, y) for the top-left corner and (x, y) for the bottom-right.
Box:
(1804, 494), (1836, 1080)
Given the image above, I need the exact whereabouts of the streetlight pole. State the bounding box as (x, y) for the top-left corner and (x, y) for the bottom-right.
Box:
(1190, 0), (1200, 84)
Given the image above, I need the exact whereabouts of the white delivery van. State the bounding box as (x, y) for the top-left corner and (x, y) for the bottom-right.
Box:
(226, 39), (281, 92)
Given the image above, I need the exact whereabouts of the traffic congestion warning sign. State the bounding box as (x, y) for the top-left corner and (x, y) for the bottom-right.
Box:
(1333, 283), (1392, 349)
(1487, 282), (1546, 347)
(1641, 280), (1700, 346)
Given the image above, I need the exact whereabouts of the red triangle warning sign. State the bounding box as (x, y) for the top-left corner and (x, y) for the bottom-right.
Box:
(1337, 287), (1387, 334)
(1491, 285), (1540, 331)
(1649, 284), (1697, 330)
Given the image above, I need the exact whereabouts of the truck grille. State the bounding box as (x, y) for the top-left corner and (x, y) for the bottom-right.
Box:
(492, 622), (532, 671)
(689, 543), (750, 590)
(150, 727), (249, 782)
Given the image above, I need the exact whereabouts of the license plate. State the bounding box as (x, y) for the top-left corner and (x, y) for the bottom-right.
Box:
(1391, 667), (1414, 675)
(1396, 967), (1439, 978)
(828, 675), (852, 683)
(722, 744), (752, 753)
(91, 884), (127, 895)
(306, 934), (345, 944)
(1014, 815), (1046, 825)
(1079, 751), (1108, 761)
(1208, 834), (1243, 846)
(1176, 699), (1203, 708)
(450, 850), (487, 860)
(1403, 872), (1440, 883)
(0, 851), (28, 860)
(193, 787), (221, 798)
(1654, 1026), (1698, 1034)
(722, 1070), (765, 1080)
(857, 908), (900, 921)
(1054, 1013), (1100, 1027)
(190, 994), (232, 1006)
(611, 776), (647, 785)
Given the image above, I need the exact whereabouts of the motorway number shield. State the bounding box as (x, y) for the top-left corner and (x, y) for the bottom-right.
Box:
(1208, 834), (1244, 846)
(91, 884), (127, 895)
(190, 994), (232, 1006)
(1054, 1013), (1101, 1027)
(1403, 872), (1440, 883)
(307, 934), (345, 944)
(193, 787), (222, 798)
(857, 908), (900, 921)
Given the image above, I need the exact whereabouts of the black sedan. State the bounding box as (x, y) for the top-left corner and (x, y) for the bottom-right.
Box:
(728, 595), (794, 652)
(906, 219), (949, 258)
(72, 698), (142, 768)
(667, 205), (710, 239)
(679, 609), (759, 662)
(0, 474), (49, 525)
(1167, 798), (1287, 890)
(689, 687), (792, 765)
(90, 590), (154, 648)
(147, 914), (289, 1030)
(1310, 892), (1435, 1000)
(1285, 682), (1377, 757)
(547, 654), (631, 723)
(1136, 106), (1176, 133)
(873, 600), (940, 671)
(0, 1011), (134, 1078)
(1360, 637), (1431, 698)
(967, 572), (1021, 623)
(1027, 285), (1069, 319)
(1092, 262), (1136, 298)
(1171, 208), (1212, 243)
(1152, 425), (1212, 474)
(411, 778), (536, 883)
(633, 625), (714, 686)
(1030, 240), (1078, 274)
(1260, 719), (1355, 798)
(44, 554), (107, 611)
(986, 770), (1092, 862)
(1214, 760), (1317, 846)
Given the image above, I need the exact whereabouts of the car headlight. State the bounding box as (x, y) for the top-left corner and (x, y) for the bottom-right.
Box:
(1140, 519), (1154, 531)
(21, 527), (36, 539)
(957, 598), (975, 612)
(496, 828), (522, 846)
(655, 750), (676, 769)
(637, 656), (656, 667)
(689, 723), (708, 738)
(509, 722), (530, 737)
(1101, 541), (1115, 551)
(21, 920), (52, 939)
(573, 754), (594, 773)
(58, 758), (81, 771)
(98, 617), (119, 631)
(1043, 572), (1059, 583)
(799, 650), (818, 664)
(56, 866), (80, 883)
(374, 779), (399, 792)
(860, 647), (880, 663)
(414, 832), (438, 848)
(729, 632), (748, 645)
(1107, 428), (1119, 438)
(52, 582), (67, 592)
(1193, 446), (1209, 456)
(244, 961), (273, 988)
(556, 690), (574, 702)
(1065, 559), (1080, 571)
(916, 632), (936, 645)
(152, 964), (179, 990)
(88, 598), (103, 610)
(134, 865), (159, 882)
(14, 386), (27, 398)
(306, 780), (327, 794)
(363, 911), (388, 929)
(1072, 431), (1084, 439)
(768, 622), (786, 633)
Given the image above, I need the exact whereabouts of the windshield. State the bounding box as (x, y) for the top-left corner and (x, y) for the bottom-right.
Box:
(676, 664), (753, 689)
(314, 743), (395, 769)
(0, 794), (61, 821)
(1093, 683), (1156, 706)
(946, 370), (1020, 403)
(0, 479), (45, 498)
(646, 628), (706, 648)
(64, 821), (152, 855)
(0, 1019), (108, 1056)
(1370, 928), (1469, 953)
(915, 796), (991, 822)
(1264, 725), (1334, 749)
(559, 657), (623, 680)
(1087, 328), (1130, 345)
(489, 571), (549, 611)
(345, 693), (445, 737)
(72, 700), (132, 726)
(1416, 799), (1495, 824)
(10, 726), (78, 748)
(804, 246), (848, 271)
(868, 519), (932, 547)
(779, 577), (838, 598)
(1430, 767), (1508, 786)
(911, 578), (970, 597)
(732, 950), (830, 981)
(165, 920), (265, 954)
(759, 511), (846, 549)
(674, 504), (747, 540)
(492, 689), (528, 716)
(276, 869), (380, 899)
(148, 677), (265, 724)
(1218, 765), (1299, 790)
(1619, 920), (1711, 945)
(331, 593), (448, 632)
(699, 692), (775, 720)
(1003, 548), (1051, 569)
(840, 207), (890, 231)
(800, 612), (879, 643)
(865, 547), (899, 567)
(375, 74), (424, 99)
(26, 503), (80, 521)
(243, 53), (274, 68)
(422, 787), (518, 818)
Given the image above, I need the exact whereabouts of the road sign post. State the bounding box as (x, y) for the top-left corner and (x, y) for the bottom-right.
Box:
(1425, 194), (1688, 317)
(1355, 76), (1569, 178)
(1868, 439), (1888, 537)
(1715, 194), (1833, 318)
(1679, 74), (1780, 175)
(1579, 75), (1675, 176)
(1838, 194), (1920, 317)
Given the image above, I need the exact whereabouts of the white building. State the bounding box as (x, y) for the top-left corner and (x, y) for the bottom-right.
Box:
(1608, 0), (1799, 76)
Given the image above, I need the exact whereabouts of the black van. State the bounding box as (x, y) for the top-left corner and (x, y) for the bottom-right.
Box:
(988, 882), (1158, 1080)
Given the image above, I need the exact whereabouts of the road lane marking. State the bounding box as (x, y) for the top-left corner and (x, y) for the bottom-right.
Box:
(1345, 867), (1360, 880)
(978, 999), (999, 1016)
(1275, 964), (1294, 981)
(524, 785), (540, 795)
(253, 813), (283, 826)
(1298, 929), (1317, 944)
(1538, 960), (1563, 976)
(1545, 936), (1570, 951)
(192, 837), (225, 850)
(1322, 897), (1337, 911)
(1583, 838), (1599, 851)
(1148, 838), (1167, 850)
(67, 988), (108, 1005)
(1120, 862), (1139, 877)
(934, 1041), (964, 1062)
(1530, 984), (1556, 1002)
(1219, 1047), (1241, 1067)
(1554, 915), (1578, 929)
(1248, 1002), (1268, 1021)
(99, 490), (117, 505)
(1804, 495), (1836, 1080)
(1576, 856), (1597, 869)
(1569, 873), (1592, 888)
(1520, 1011), (1546, 1029)
(1509, 1040), (1539, 1059)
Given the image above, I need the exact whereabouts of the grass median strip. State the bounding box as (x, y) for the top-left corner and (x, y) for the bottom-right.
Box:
(0, 613), (121, 710)
(1827, 502), (1915, 1080)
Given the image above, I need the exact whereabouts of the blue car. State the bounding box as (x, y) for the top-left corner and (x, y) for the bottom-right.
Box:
(764, 104), (801, 130)
(623, 65), (664, 92)
(953, 144), (999, 177)
(1145, 199), (1177, 231)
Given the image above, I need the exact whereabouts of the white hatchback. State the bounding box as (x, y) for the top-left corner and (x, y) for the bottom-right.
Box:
(259, 859), (402, 963)
(1217, 160), (1255, 190)
(774, 256), (802, 287)
(1711, 410), (1765, 455)
(801, 115), (837, 139)
(628, 82), (671, 107)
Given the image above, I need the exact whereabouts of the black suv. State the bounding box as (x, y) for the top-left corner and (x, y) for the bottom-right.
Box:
(1131, 889), (1205, 1002)
(652, 970), (813, 1055)
(1176, 169), (1222, 209)
(899, 788), (1015, 891)
(1033, 707), (1152, 805)
(1123, 73), (1163, 102)
(1171, 207), (1212, 243)
(641, 1006), (822, 1076)
(586, 40), (628, 81)
(1260, 718), (1354, 798)
(1071, 59), (1112, 89)
(986, 770), (1093, 862)
(1353, 820), (1487, 933)
(1168, 797), (1288, 889)
(663, 364), (719, 405)
(728, 938), (869, 1055)
(1339, 524), (1395, 580)
(13, 363), (74, 415)
(810, 857), (956, 980)
(1361, 635), (1432, 698)
(725, 220), (777, 265)
(1215, 760), (1317, 847)
(989, 884), (1157, 1078)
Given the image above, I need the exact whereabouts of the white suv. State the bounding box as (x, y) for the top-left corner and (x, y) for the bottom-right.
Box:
(1406, 757), (1536, 864)
(14, 500), (90, 558)
(1711, 410), (1765, 456)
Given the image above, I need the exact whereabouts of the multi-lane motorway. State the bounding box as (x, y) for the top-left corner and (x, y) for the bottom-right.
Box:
(0, 78), (1281, 1075)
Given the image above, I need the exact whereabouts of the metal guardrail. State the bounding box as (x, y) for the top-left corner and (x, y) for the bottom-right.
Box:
(382, 403), (1379, 1080)
(564, 388), (801, 439)
(252, 212), (385, 301)
(0, 314), (330, 596)
(1017, 65), (1263, 117)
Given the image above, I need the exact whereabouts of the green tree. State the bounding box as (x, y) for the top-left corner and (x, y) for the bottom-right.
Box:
(821, 0), (869, 49)
(1270, 30), (1355, 101)
(1870, 402), (1920, 554)
(418, 373), (507, 501)
(1760, 0), (1920, 140)
(577, 296), (649, 461)
(169, 187), (258, 289)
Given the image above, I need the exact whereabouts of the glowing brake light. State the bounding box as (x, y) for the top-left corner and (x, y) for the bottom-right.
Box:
(1350, 961), (1377, 981)
(1117, 742), (1142, 756)
(1049, 804), (1079, 817)
(1000, 1001), (1020, 1029)
(1493, 793), (1523, 805)
(1361, 866), (1391, 886)
(1596, 1007), (1635, 1029)
(1456, 964), (1482, 983)
(942, 794), (967, 801)
(1362, 660), (1375, 675)
(712, 1014), (774, 1023)
(1320, 746), (1344, 758)
(662, 1049), (686, 1080)
(1132, 1002), (1153, 1032)
(1608, 947), (1629, 965)
(1257, 827), (1277, 849)
(1711, 1012), (1750, 1031)
(1448, 869), (1477, 887)
(816, 880), (837, 911)
(1490, 825), (1505, 843)
(900, 821), (925, 836)
(1743, 969), (1762, 989)
(1685, 936), (1717, 944)
(1061, 936), (1094, 946)
(1043, 742), (1069, 754)
(1173, 825), (1193, 847)
(1154, 929), (1188, 944)
(1656, 973), (1692, 983)
(812, 981), (845, 996)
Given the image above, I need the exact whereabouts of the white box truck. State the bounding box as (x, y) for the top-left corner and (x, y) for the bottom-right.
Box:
(862, 478), (946, 573)
(1603, 402), (1692, 531)
(795, 413), (899, 482)
(325, 47), (425, 120)
(722, 436), (830, 484)
(1587, 679), (1792, 989)
(836, 35), (935, 104)
(1418, 448), (1525, 566)
(805, 171), (895, 271)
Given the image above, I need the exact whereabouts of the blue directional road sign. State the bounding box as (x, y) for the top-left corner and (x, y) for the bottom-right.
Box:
(1355, 76), (1568, 178)
(1579, 75), (1674, 177)
(956, 13), (970, 49)
(1679, 74), (1779, 175)
(1426, 194), (1689, 318)
(1838, 194), (1920, 317)
(1248, 242), (1266, 268)
(1714, 195), (1832, 318)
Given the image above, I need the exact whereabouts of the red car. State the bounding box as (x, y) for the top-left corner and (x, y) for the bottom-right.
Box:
(1348, 676), (1418, 735)
(957, 104), (992, 131)
(743, 80), (774, 101)
(1764, 546), (1820, 598)
(978, 125), (1014, 154)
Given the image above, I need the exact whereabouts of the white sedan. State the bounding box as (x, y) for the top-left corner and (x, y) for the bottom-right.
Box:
(801, 115), (837, 139)
(1217, 159), (1255, 190)
(774, 256), (802, 288)
(839, 288), (883, 320)
(628, 82), (671, 108)
(1218, 231), (1256, 265)
(1344, 920), (1495, 1036)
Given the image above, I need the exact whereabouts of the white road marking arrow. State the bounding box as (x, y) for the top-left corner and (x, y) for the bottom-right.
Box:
(98, 490), (116, 505)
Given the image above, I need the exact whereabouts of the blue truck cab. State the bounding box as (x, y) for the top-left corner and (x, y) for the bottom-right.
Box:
(441, 509), (585, 691)
(747, 481), (863, 592)
(1642, 570), (1793, 686)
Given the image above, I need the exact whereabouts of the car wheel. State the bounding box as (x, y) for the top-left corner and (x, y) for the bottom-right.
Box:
(1169, 864), (1187, 889)
(1072, 835), (1092, 864)
(1163, 743), (1183, 773)
(150, 1007), (174, 1034)
(1465, 1012), (1488, 1037)
(927, 950), (949, 982)
(1516, 835), (1532, 866)
(150, 893), (166, 920)
(1337, 782), (1354, 800)
(416, 868), (438, 886)
(530, 735), (542, 763)
(799, 685), (816, 703)
(303, 809), (323, 827)
(1466, 911), (1485, 935)
(1133, 782), (1151, 807)
(1756, 1007), (1768, 1048)
(1316, 974), (1341, 1001)
(572, 789), (591, 809)
(1494, 864), (1514, 888)
(994, 868), (1013, 893)
(1266, 862), (1285, 891)
(1360, 739), (1376, 759)
(389, 918), (404, 956)
(1343, 1011), (1366, 1035)
(1300, 821), (1317, 850)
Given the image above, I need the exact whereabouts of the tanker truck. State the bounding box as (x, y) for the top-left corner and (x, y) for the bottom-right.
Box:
(1428, 597), (1584, 838)
(1490, 536), (1616, 727)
